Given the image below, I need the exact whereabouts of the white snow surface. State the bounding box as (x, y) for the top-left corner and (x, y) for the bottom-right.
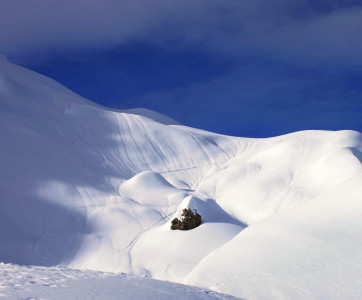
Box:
(1, 57), (362, 299)
(0, 263), (238, 300)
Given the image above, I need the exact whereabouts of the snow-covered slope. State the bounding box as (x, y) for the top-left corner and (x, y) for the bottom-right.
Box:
(0, 263), (238, 300)
(1, 55), (361, 299)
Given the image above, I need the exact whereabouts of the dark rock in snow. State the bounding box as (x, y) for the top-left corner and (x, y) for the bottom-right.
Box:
(171, 208), (202, 230)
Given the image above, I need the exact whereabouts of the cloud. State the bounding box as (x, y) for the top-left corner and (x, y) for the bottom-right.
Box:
(260, 6), (362, 68)
(1, 1), (362, 68)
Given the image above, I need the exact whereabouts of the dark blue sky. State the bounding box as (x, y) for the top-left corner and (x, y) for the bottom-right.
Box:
(1, 1), (361, 137)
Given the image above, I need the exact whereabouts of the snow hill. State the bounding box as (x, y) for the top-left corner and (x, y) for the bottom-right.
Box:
(1, 55), (362, 299)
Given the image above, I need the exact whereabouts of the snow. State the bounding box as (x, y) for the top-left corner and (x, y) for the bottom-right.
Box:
(1, 56), (362, 299)
(0, 263), (238, 300)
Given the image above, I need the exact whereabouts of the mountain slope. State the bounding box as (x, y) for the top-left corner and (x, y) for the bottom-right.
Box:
(1, 56), (361, 299)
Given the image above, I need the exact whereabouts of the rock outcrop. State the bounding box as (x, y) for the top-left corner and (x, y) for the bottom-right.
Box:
(171, 208), (202, 230)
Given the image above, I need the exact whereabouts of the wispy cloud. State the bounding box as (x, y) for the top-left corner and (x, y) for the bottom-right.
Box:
(1, 1), (362, 68)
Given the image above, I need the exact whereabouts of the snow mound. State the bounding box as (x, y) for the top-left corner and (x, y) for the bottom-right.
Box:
(171, 195), (244, 226)
(1, 56), (362, 299)
(119, 171), (186, 207)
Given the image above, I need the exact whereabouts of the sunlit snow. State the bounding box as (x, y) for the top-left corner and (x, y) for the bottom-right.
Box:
(1, 55), (361, 299)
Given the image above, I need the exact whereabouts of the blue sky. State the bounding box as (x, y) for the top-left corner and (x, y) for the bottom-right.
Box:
(1, 0), (361, 137)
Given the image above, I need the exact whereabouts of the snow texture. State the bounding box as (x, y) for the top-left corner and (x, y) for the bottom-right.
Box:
(1, 56), (362, 299)
(0, 263), (238, 300)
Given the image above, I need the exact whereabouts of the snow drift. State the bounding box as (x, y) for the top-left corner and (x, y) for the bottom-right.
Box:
(0, 263), (238, 300)
(1, 55), (361, 299)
